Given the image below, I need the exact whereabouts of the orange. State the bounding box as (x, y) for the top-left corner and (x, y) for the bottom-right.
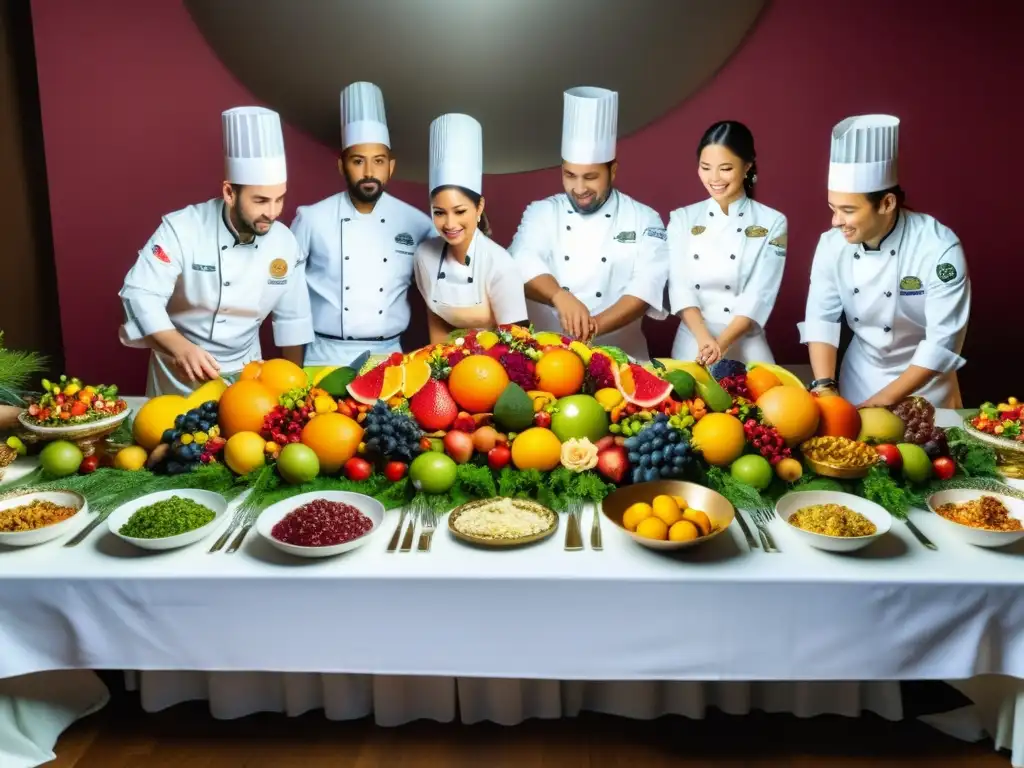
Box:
(379, 365), (405, 400)
(636, 517), (669, 541)
(240, 361), (262, 381)
(814, 392), (862, 440)
(300, 412), (364, 474)
(535, 349), (585, 398)
(254, 359), (307, 396)
(757, 386), (821, 447)
(447, 355), (509, 413)
(690, 413), (746, 466)
(509, 427), (562, 471)
(669, 520), (700, 541)
(223, 431), (267, 475)
(401, 359), (431, 398)
(746, 367), (782, 400)
(217, 380), (278, 438)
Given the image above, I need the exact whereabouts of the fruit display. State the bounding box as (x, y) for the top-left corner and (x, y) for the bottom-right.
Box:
(622, 494), (715, 543)
(969, 397), (1024, 443)
(623, 414), (694, 484)
(24, 376), (128, 426)
(146, 401), (225, 474)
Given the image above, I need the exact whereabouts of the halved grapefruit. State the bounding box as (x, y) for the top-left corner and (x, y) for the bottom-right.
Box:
(347, 353), (405, 404)
(613, 363), (673, 408)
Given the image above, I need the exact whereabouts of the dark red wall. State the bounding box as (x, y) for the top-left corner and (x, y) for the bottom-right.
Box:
(31, 1), (1022, 401)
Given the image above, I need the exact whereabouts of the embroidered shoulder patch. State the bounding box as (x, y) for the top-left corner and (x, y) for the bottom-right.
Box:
(151, 244), (171, 264)
(690, 225), (706, 236)
(936, 262), (958, 283)
(614, 230), (636, 243)
(744, 225), (769, 238)
(643, 226), (667, 241)
(899, 276), (922, 291)
(269, 258), (289, 279)
(394, 232), (415, 247)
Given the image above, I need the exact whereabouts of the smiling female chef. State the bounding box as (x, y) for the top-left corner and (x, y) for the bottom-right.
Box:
(667, 121), (787, 366)
(799, 115), (971, 409)
(413, 113), (528, 343)
(118, 107), (314, 396)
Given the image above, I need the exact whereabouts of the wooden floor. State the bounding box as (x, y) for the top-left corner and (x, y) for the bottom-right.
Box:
(49, 689), (1008, 768)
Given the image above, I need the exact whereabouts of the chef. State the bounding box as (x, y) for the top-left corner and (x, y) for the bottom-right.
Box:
(668, 120), (787, 365)
(413, 113), (528, 342)
(119, 106), (313, 396)
(292, 82), (434, 366)
(798, 114), (971, 408)
(508, 86), (669, 362)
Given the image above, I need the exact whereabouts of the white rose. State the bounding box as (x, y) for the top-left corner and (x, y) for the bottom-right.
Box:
(560, 438), (598, 473)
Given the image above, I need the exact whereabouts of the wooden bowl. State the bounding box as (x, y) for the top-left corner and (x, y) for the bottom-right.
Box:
(601, 480), (734, 550)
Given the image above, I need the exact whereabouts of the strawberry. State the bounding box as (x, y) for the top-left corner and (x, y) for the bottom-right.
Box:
(408, 379), (458, 431)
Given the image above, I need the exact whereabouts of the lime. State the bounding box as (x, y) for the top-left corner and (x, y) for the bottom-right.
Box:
(40, 440), (84, 477)
(409, 452), (458, 494)
(730, 454), (773, 490)
(550, 395), (609, 442)
(277, 443), (320, 484)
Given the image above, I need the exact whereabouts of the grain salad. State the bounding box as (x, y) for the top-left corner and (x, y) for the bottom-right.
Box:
(0, 499), (77, 532)
(788, 503), (877, 537)
(452, 498), (553, 540)
(935, 495), (1023, 532)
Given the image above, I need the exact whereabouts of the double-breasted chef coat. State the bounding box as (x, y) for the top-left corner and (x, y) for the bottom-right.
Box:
(507, 190), (669, 362)
(667, 195), (787, 363)
(291, 191), (434, 366)
(413, 230), (529, 332)
(119, 198), (314, 397)
(798, 209), (971, 408)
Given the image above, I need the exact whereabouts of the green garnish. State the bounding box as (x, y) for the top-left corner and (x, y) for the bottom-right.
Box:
(119, 495), (215, 538)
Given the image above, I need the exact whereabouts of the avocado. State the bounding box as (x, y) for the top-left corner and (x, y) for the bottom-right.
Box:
(493, 382), (535, 432)
(665, 370), (696, 400)
(696, 378), (733, 413)
(316, 367), (357, 397)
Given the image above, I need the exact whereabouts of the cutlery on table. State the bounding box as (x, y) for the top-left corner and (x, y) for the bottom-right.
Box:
(564, 500), (583, 551)
(733, 509), (760, 551)
(903, 518), (937, 550)
(225, 518), (256, 554)
(751, 507), (781, 553)
(387, 506), (408, 552)
(399, 504), (419, 552)
(417, 508), (437, 552)
(64, 512), (110, 548)
(590, 504), (603, 551)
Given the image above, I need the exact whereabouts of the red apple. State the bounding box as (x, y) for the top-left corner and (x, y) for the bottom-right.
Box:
(344, 457), (372, 482)
(932, 456), (956, 480)
(875, 443), (902, 470)
(383, 461), (408, 482)
(594, 435), (616, 452)
(443, 430), (475, 464)
(487, 444), (511, 471)
(596, 446), (629, 484)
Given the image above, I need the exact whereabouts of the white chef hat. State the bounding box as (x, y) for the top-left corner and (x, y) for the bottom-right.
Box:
(827, 114), (900, 193)
(561, 86), (618, 165)
(340, 81), (390, 150)
(428, 113), (483, 195)
(222, 106), (287, 186)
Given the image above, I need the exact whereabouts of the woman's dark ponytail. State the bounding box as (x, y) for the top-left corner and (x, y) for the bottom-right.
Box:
(477, 210), (493, 238)
(743, 160), (758, 199)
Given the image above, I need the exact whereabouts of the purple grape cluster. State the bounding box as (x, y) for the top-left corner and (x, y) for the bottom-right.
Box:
(892, 396), (947, 457)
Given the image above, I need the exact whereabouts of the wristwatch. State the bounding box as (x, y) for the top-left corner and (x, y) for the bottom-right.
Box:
(810, 377), (837, 390)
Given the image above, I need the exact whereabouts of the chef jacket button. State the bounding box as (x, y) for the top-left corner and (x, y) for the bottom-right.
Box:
(693, 254), (699, 260)
(708, 211), (714, 217)
(854, 317), (859, 322)
(379, 287), (384, 292)
(601, 257), (607, 262)
(854, 288), (860, 294)
(378, 310), (383, 315)
(564, 255), (570, 261)
(884, 326), (892, 332)
(468, 277), (474, 283)
(596, 291), (602, 298)
(254, 244), (258, 249)
(345, 256), (350, 260)
(738, 212), (744, 217)
(885, 291), (892, 297)
(724, 307), (730, 313)
(346, 286), (350, 290)
(604, 213), (611, 218)
(345, 307), (349, 311)
(343, 218), (351, 222)
(383, 258), (388, 262)
(566, 225), (572, 231)
(725, 285), (731, 290)
(736, 228), (741, 233)
(890, 250), (896, 256)
(221, 245), (227, 250)
(224, 281), (231, 286)
(695, 284), (700, 290)
(730, 254), (736, 260)
(439, 272), (446, 279)
(854, 254), (860, 259)
(380, 218), (386, 223)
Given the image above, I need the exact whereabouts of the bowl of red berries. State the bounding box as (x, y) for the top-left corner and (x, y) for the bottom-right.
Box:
(18, 375), (131, 443)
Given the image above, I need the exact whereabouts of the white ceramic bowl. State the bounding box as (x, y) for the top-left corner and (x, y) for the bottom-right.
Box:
(927, 489), (1024, 548)
(107, 489), (228, 551)
(0, 490), (89, 547)
(775, 490), (892, 553)
(256, 491), (385, 559)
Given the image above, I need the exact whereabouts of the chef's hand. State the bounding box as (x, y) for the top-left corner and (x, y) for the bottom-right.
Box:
(695, 334), (721, 367)
(552, 289), (593, 341)
(857, 393), (897, 409)
(173, 342), (221, 383)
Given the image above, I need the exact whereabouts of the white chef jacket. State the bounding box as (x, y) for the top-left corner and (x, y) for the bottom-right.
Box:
(119, 198), (314, 397)
(413, 231), (528, 329)
(667, 195), (787, 363)
(798, 209), (971, 408)
(290, 191), (433, 366)
(507, 190), (669, 362)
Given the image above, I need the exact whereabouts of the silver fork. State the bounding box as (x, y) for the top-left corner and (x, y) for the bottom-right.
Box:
(399, 502), (419, 552)
(417, 507), (437, 551)
(751, 507), (780, 553)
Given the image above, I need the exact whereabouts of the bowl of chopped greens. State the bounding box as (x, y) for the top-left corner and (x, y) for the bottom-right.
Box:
(107, 489), (227, 550)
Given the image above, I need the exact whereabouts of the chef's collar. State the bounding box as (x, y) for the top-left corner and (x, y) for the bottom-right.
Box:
(705, 193), (749, 218)
(859, 210), (905, 255)
(340, 189), (386, 220)
(220, 202), (258, 247)
(566, 188), (619, 219)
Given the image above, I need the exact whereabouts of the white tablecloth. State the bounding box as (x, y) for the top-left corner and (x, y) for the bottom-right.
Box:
(0, 407), (1021, 766)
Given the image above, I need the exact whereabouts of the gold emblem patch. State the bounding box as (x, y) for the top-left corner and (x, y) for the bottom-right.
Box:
(744, 225), (769, 238)
(269, 258), (289, 279)
(690, 225), (706, 236)
(769, 234), (788, 248)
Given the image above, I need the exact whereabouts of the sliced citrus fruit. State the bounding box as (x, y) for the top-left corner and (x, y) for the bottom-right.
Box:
(347, 352), (404, 404)
(379, 365), (404, 400)
(401, 358), (431, 398)
(612, 363), (672, 407)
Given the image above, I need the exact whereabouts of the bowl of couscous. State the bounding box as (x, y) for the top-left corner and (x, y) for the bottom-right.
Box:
(775, 491), (892, 553)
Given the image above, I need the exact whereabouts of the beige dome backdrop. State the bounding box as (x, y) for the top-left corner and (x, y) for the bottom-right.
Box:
(184, 0), (767, 181)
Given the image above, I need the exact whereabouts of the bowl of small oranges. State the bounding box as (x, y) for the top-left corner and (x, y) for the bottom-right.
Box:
(600, 480), (735, 551)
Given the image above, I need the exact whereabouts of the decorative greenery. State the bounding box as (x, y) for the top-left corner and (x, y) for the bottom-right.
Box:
(0, 331), (48, 406)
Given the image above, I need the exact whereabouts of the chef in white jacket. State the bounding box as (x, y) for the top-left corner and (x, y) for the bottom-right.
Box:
(291, 82), (434, 366)
(668, 120), (787, 365)
(508, 87), (669, 362)
(413, 114), (528, 342)
(798, 115), (971, 408)
(119, 107), (313, 396)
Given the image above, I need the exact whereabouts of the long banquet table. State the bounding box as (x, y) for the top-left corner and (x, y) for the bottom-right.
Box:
(0, 407), (1022, 766)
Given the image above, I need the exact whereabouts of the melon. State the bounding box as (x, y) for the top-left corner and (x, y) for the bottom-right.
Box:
(132, 394), (188, 451)
(346, 353), (404, 404)
(613, 363), (672, 408)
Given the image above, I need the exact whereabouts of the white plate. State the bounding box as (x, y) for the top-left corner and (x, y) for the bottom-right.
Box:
(927, 489), (1024, 548)
(107, 489), (228, 551)
(18, 407), (131, 436)
(775, 490), (892, 553)
(0, 490), (88, 547)
(256, 491), (384, 558)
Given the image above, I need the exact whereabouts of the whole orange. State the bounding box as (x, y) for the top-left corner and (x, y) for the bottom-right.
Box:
(240, 361), (263, 381)
(535, 348), (585, 398)
(255, 358), (307, 396)
(217, 380), (278, 438)
(447, 355), (509, 413)
(510, 427), (562, 471)
(814, 392), (862, 440)
(757, 386), (821, 446)
(300, 412), (364, 474)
